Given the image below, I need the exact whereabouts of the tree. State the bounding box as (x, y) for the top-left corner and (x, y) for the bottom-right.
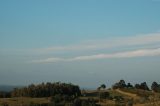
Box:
(100, 84), (106, 89)
(135, 84), (140, 89)
(11, 82), (81, 98)
(126, 83), (133, 88)
(140, 82), (149, 91)
(119, 80), (126, 88)
(135, 82), (149, 91)
(112, 79), (126, 89)
(151, 82), (159, 92)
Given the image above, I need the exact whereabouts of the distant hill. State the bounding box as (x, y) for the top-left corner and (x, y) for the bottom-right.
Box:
(0, 85), (23, 92)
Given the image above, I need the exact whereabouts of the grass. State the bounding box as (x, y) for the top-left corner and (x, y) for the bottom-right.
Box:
(0, 97), (49, 106)
(119, 88), (153, 97)
(1, 89), (160, 106)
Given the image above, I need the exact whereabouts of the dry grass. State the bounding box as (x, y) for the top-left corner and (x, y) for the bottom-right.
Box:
(0, 89), (160, 106)
(0, 97), (49, 106)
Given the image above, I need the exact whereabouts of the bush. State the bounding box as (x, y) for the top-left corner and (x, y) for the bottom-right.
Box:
(99, 92), (110, 99)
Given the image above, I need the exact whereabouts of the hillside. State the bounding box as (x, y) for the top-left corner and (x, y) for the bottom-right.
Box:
(1, 80), (160, 106)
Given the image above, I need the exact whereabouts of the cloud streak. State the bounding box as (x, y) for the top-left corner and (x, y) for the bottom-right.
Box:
(2, 32), (160, 55)
(35, 32), (160, 53)
(32, 48), (160, 63)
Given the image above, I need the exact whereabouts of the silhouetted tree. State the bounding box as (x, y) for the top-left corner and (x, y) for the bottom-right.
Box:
(141, 82), (149, 90)
(119, 80), (126, 88)
(135, 82), (149, 91)
(126, 83), (133, 88)
(11, 82), (81, 98)
(151, 82), (160, 92)
(112, 79), (126, 89)
(135, 84), (140, 89)
(100, 84), (106, 89)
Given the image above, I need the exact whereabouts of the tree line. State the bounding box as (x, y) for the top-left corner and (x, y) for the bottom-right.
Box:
(11, 82), (81, 98)
(1, 80), (160, 98)
(0, 82), (81, 98)
(112, 79), (160, 92)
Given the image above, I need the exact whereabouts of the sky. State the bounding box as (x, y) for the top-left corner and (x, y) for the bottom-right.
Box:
(0, 0), (160, 88)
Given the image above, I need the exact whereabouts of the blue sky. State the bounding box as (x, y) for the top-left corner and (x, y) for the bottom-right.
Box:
(0, 0), (160, 88)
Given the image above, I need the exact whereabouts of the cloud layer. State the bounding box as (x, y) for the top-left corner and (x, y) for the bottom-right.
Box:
(23, 32), (160, 63)
(32, 48), (160, 63)
(35, 32), (160, 53)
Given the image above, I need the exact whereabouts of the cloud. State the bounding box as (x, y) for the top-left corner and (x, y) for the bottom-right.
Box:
(32, 48), (160, 63)
(2, 32), (160, 63)
(2, 32), (160, 55)
(34, 32), (160, 53)
(31, 32), (160, 63)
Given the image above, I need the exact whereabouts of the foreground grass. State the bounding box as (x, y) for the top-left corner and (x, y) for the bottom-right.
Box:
(0, 97), (49, 106)
(1, 89), (160, 106)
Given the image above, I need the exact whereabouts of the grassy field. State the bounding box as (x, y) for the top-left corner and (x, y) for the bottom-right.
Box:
(83, 89), (160, 106)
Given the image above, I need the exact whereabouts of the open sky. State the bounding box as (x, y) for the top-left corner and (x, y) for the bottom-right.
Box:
(0, 0), (160, 88)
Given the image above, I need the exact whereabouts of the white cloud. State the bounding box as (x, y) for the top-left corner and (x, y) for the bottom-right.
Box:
(32, 48), (160, 63)
(34, 32), (160, 53)
(31, 32), (160, 63)
(3, 32), (160, 55)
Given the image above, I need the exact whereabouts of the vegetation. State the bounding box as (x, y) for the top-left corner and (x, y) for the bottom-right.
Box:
(112, 80), (150, 91)
(112, 80), (127, 89)
(1, 80), (160, 106)
(151, 82), (160, 92)
(97, 84), (106, 90)
(134, 82), (149, 91)
(11, 82), (81, 98)
(0, 91), (11, 98)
